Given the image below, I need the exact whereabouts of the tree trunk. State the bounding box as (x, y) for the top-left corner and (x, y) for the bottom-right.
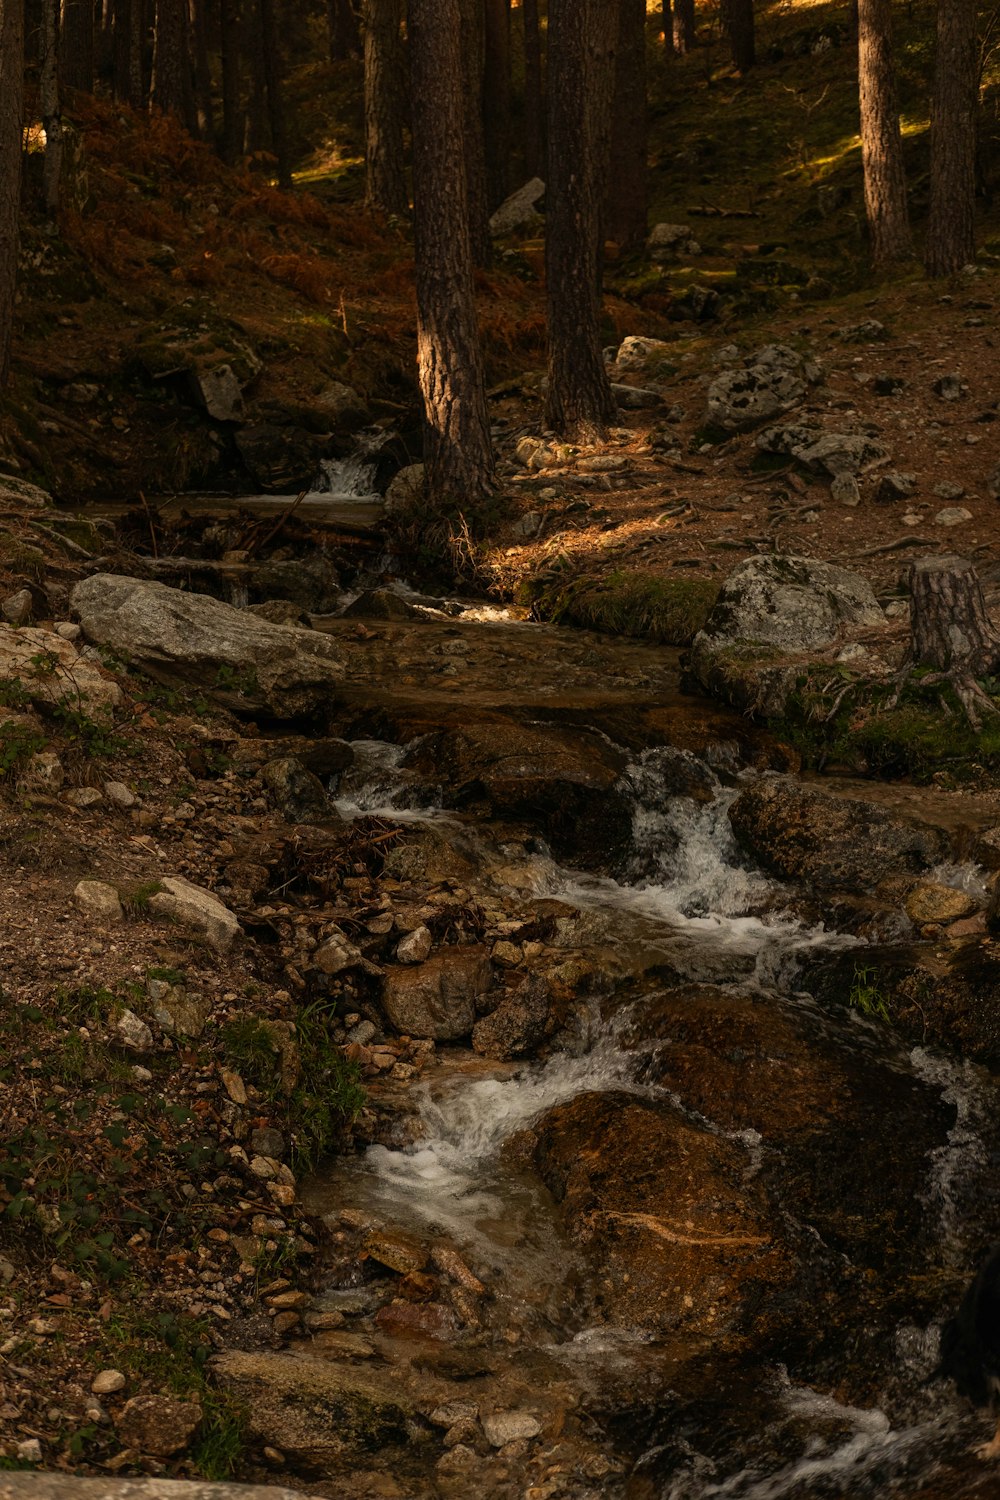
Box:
(362, 0), (409, 215)
(41, 0), (63, 217)
(607, 0), (647, 253)
(220, 0), (242, 162)
(661, 0), (674, 54)
(460, 0), (491, 266)
(152, 0), (187, 117)
(545, 0), (618, 441)
(409, 0), (496, 507)
(673, 0), (694, 54)
(60, 0), (95, 89)
(259, 0), (291, 186)
(127, 0), (146, 107)
(925, 0), (978, 277)
(522, 0), (543, 179)
(0, 0), (22, 389)
(857, 0), (911, 266)
(189, 0), (214, 139)
(900, 555), (1000, 728)
(327, 0), (359, 59)
(721, 0), (755, 72)
(483, 0), (511, 210)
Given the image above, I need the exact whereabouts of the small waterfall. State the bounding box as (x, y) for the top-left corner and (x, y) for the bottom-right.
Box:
(308, 453), (379, 500)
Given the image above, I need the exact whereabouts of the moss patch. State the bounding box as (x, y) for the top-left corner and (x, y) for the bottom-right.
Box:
(524, 571), (719, 646)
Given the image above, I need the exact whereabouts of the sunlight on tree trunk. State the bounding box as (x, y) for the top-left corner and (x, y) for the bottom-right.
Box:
(857, 0), (912, 266)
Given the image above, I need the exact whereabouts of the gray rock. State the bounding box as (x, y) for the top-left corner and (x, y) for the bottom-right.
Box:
(74, 880), (124, 924)
(191, 363), (245, 423)
(260, 757), (330, 823)
(151, 986), (211, 1039)
(792, 431), (889, 477)
(340, 588), (420, 621)
(382, 947), (493, 1041)
(472, 975), (550, 1061)
(65, 786), (103, 808)
(704, 344), (820, 435)
(489, 177), (545, 236)
(0, 623), (122, 716)
(647, 222), (701, 260)
(310, 381), (370, 432)
(615, 335), (675, 373)
(987, 464), (1000, 500)
(91, 1370), (127, 1396)
(115, 1394), (202, 1457)
(71, 575), (344, 720)
(25, 751), (63, 789)
(875, 470), (916, 503)
(0, 1481), (308, 1500)
(0, 474), (52, 509)
(932, 480), (965, 500)
(612, 383), (662, 410)
(480, 1410), (542, 1447)
(54, 622), (81, 641)
(104, 780), (136, 809)
(346, 1019), (377, 1045)
(117, 1009), (153, 1053)
(935, 506), (973, 527)
(933, 373), (967, 401)
(313, 928), (363, 976)
(147, 876), (241, 953)
(2, 589), (32, 625)
(251, 1127), (286, 1159)
(838, 320), (887, 342)
(396, 925), (432, 964)
(830, 473), (860, 506)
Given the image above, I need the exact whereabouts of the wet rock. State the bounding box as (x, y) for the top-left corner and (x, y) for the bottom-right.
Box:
(115, 1394), (202, 1457)
(147, 875), (242, 953)
(235, 423), (321, 493)
(363, 1230), (428, 1274)
(374, 1301), (458, 1340)
(260, 757), (331, 823)
(905, 882), (978, 926)
(341, 588), (421, 621)
(381, 946), (492, 1041)
(402, 723), (631, 868)
(0, 623), (122, 716)
(704, 344), (820, 435)
(430, 1246), (486, 1295)
(472, 974), (550, 1061)
(481, 1410), (541, 1447)
(246, 600), (311, 627)
(71, 575), (345, 720)
(490, 176), (545, 236)
(728, 776), (947, 891)
(73, 880), (123, 923)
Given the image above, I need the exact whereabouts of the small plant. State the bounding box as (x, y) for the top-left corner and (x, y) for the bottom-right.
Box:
(848, 964), (892, 1023)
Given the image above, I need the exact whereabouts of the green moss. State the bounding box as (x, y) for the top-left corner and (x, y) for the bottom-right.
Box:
(524, 570), (719, 646)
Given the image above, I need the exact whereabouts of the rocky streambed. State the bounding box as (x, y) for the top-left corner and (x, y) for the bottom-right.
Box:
(5, 514), (1000, 1498)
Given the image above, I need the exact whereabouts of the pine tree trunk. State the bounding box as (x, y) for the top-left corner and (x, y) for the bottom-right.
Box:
(152, 0), (187, 117)
(673, 0), (695, 54)
(721, 0), (755, 72)
(857, 0), (912, 266)
(522, 0), (543, 179)
(259, 0), (291, 187)
(409, 0), (496, 507)
(545, 0), (618, 441)
(328, 0), (359, 59)
(220, 0), (242, 162)
(607, 0), (647, 253)
(41, 0), (63, 217)
(362, 0), (409, 215)
(0, 0), (23, 390)
(189, 0), (214, 140)
(662, 0), (674, 54)
(483, 0), (511, 210)
(925, 0), (978, 277)
(60, 0), (95, 90)
(897, 555), (1000, 728)
(127, 0), (146, 107)
(460, 0), (492, 266)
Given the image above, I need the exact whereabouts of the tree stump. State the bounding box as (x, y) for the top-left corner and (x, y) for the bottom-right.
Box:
(900, 554), (1000, 728)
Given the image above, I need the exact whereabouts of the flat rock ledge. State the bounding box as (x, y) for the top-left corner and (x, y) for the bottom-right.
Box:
(0, 1481), (307, 1500)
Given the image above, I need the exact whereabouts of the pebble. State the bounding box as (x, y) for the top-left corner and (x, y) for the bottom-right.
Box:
(481, 1409), (542, 1447)
(92, 1369), (127, 1395)
(116, 1009), (153, 1053)
(935, 507), (973, 527)
(73, 879), (123, 924)
(396, 925), (432, 964)
(65, 787), (103, 808)
(16, 1439), (42, 1464)
(105, 780), (137, 809)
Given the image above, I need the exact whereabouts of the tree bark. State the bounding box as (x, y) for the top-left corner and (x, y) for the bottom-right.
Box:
(898, 555), (1000, 728)
(661, 0), (674, 54)
(327, 0), (359, 59)
(925, 0), (978, 277)
(189, 0), (214, 140)
(607, 0), (647, 253)
(152, 0), (187, 117)
(545, 0), (618, 441)
(721, 0), (755, 72)
(220, 0), (242, 162)
(409, 0), (497, 507)
(460, 0), (491, 266)
(362, 0), (409, 215)
(259, 0), (291, 187)
(522, 0), (543, 179)
(857, 0), (911, 266)
(0, 0), (23, 390)
(41, 0), (63, 217)
(60, 0), (95, 90)
(483, 0), (511, 210)
(673, 0), (695, 54)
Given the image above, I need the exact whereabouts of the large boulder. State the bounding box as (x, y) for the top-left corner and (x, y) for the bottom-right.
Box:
(472, 974), (551, 1060)
(727, 776), (947, 891)
(687, 554), (885, 714)
(71, 574), (345, 719)
(704, 344), (822, 434)
(755, 424), (889, 477)
(381, 946), (493, 1041)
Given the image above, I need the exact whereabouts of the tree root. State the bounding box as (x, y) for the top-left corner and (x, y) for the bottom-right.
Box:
(888, 664), (1000, 732)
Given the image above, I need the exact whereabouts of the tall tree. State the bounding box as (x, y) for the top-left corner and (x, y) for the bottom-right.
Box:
(925, 0), (978, 276)
(41, 0), (63, 217)
(60, 0), (95, 90)
(258, 0), (291, 186)
(189, 0), (214, 139)
(857, 0), (911, 265)
(362, 0), (409, 215)
(0, 0), (23, 389)
(522, 0), (543, 178)
(483, 0), (511, 209)
(460, 0), (491, 265)
(673, 0), (694, 54)
(220, 0), (242, 162)
(721, 0), (755, 72)
(409, 0), (496, 505)
(545, 0), (618, 440)
(661, 0), (674, 55)
(327, 0), (359, 59)
(151, 0), (188, 117)
(607, 0), (647, 252)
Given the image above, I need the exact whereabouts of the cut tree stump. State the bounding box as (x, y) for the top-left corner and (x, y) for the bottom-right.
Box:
(895, 554), (1000, 728)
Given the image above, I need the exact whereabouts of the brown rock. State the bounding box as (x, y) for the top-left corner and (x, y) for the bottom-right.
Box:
(115, 1394), (202, 1457)
(431, 1245), (486, 1295)
(374, 1301), (459, 1340)
(905, 882), (977, 927)
(381, 947), (492, 1041)
(363, 1229), (428, 1274)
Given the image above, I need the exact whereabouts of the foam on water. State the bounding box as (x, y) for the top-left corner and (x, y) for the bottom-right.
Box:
(909, 1046), (993, 1263)
(309, 452), (380, 501)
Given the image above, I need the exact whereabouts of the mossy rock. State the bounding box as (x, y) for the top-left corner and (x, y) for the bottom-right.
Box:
(524, 570), (719, 646)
